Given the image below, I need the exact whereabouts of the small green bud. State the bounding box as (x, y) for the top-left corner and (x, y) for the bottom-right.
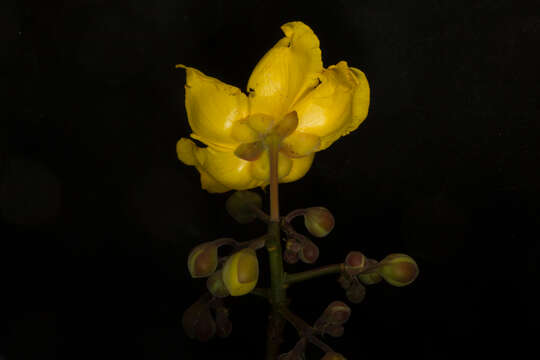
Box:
(344, 251), (367, 275)
(225, 191), (263, 224)
(222, 248), (259, 296)
(377, 253), (419, 287)
(321, 352), (347, 360)
(357, 271), (383, 285)
(356, 258), (382, 284)
(304, 207), (335, 237)
(182, 300), (216, 342)
(206, 270), (230, 298)
(187, 243), (218, 278)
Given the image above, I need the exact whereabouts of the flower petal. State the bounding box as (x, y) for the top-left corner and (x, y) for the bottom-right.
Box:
(247, 22), (323, 118)
(293, 61), (370, 150)
(280, 153), (315, 183)
(281, 132), (321, 158)
(177, 138), (230, 193)
(177, 138), (264, 192)
(178, 65), (249, 149)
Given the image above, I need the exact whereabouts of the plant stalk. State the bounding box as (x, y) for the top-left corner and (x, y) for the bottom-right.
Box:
(265, 136), (287, 360)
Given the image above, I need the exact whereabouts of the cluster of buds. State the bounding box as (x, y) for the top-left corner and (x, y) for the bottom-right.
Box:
(338, 251), (419, 304)
(282, 206), (335, 264)
(314, 301), (352, 338)
(182, 295), (232, 342)
(187, 240), (260, 297)
(283, 237), (320, 264)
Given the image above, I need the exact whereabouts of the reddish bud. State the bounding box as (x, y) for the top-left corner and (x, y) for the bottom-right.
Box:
(215, 306), (232, 338)
(346, 283), (366, 304)
(182, 300), (216, 342)
(316, 301), (351, 329)
(344, 251), (367, 275)
(377, 254), (419, 287)
(304, 207), (335, 237)
(283, 248), (299, 264)
(298, 240), (319, 264)
(326, 324), (345, 338)
(337, 273), (353, 289)
(187, 243), (218, 278)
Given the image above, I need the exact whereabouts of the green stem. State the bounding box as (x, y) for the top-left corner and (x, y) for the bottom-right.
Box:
(265, 136), (287, 360)
(284, 264), (344, 285)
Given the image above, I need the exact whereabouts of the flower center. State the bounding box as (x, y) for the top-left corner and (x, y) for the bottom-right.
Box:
(233, 111), (299, 162)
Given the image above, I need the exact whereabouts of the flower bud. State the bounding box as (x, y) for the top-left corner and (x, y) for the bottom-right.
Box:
(215, 306), (232, 338)
(225, 190), (263, 224)
(321, 352), (347, 360)
(187, 243), (218, 278)
(345, 283), (366, 304)
(337, 273), (353, 289)
(316, 301), (351, 328)
(326, 324), (345, 338)
(304, 207), (335, 237)
(357, 271), (383, 285)
(377, 254), (419, 287)
(344, 251), (367, 275)
(283, 248), (299, 264)
(222, 248), (259, 296)
(356, 258), (382, 284)
(206, 270), (230, 298)
(182, 300), (216, 342)
(298, 240), (319, 264)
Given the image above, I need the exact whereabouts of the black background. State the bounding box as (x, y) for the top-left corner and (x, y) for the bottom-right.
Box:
(2, 0), (539, 359)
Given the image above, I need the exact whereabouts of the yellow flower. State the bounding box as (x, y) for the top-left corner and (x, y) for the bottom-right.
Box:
(176, 21), (370, 193)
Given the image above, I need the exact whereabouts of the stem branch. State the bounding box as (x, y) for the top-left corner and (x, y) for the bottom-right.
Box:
(284, 264), (344, 285)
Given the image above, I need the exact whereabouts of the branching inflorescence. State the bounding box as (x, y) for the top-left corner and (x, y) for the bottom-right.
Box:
(177, 21), (418, 359)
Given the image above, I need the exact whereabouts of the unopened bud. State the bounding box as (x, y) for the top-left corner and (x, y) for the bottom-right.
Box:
(187, 243), (218, 278)
(345, 283), (366, 304)
(222, 248), (259, 296)
(344, 251), (367, 275)
(215, 306), (232, 338)
(326, 324), (345, 338)
(225, 191), (263, 224)
(316, 301), (351, 328)
(182, 300), (216, 342)
(304, 207), (335, 238)
(206, 270), (230, 298)
(298, 240), (319, 264)
(377, 254), (419, 287)
(356, 258), (382, 284)
(337, 273), (353, 289)
(283, 248), (299, 264)
(321, 352), (347, 360)
(357, 271), (382, 285)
